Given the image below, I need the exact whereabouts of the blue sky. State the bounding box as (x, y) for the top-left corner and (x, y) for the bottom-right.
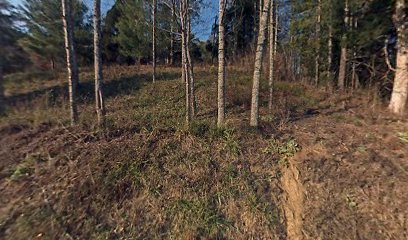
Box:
(9, 0), (217, 40)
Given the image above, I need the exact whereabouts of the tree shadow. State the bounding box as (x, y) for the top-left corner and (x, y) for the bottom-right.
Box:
(5, 71), (181, 107)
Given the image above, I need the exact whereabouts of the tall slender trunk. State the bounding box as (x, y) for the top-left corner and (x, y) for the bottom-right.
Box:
(186, 15), (196, 116)
(152, 0), (157, 83)
(61, 0), (78, 126)
(327, 12), (333, 83)
(180, 0), (192, 124)
(0, 66), (4, 114)
(169, 0), (175, 65)
(338, 0), (349, 90)
(50, 57), (55, 70)
(268, 0), (275, 111)
(93, 0), (105, 128)
(250, 0), (271, 127)
(389, 0), (408, 114)
(315, 0), (321, 86)
(351, 16), (358, 90)
(217, 0), (226, 127)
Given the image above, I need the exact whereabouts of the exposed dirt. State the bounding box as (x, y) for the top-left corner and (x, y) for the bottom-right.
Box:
(1, 68), (408, 239)
(281, 158), (304, 240)
(281, 95), (408, 239)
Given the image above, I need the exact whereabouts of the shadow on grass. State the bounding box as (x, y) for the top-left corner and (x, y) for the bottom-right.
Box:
(5, 71), (181, 107)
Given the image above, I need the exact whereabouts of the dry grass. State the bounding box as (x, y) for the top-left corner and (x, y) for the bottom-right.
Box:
(0, 65), (319, 239)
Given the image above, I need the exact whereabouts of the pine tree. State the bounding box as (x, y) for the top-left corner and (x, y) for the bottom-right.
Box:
(0, 0), (25, 114)
(115, 0), (151, 62)
(21, 0), (89, 69)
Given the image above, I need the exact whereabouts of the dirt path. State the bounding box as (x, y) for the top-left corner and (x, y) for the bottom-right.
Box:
(281, 101), (408, 239)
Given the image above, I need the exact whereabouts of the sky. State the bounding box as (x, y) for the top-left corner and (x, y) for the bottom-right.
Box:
(9, 0), (217, 40)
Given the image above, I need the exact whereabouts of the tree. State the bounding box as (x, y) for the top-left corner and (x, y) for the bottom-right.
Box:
(338, 0), (349, 90)
(0, 0), (29, 114)
(389, 0), (408, 114)
(102, 3), (123, 64)
(61, 0), (79, 125)
(21, 0), (89, 69)
(268, 0), (276, 110)
(217, 0), (226, 127)
(327, 0), (333, 83)
(250, 0), (271, 127)
(177, 0), (200, 124)
(115, 0), (151, 62)
(152, 0), (157, 82)
(169, 0), (176, 65)
(94, 0), (105, 128)
(180, 0), (192, 124)
(315, 0), (321, 86)
(0, 0), (15, 114)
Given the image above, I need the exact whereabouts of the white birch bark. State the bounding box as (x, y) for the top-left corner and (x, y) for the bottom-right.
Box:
(152, 0), (157, 83)
(315, 0), (321, 86)
(389, 0), (408, 114)
(338, 0), (349, 90)
(250, 0), (271, 127)
(268, 0), (275, 110)
(0, 66), (4, 114)
(217, 0), (226, 127)
(61, 0), (78, 125)
(93, 0), (105, 128)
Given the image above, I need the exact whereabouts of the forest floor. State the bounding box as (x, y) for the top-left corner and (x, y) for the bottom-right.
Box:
(0, 65), (407, 239)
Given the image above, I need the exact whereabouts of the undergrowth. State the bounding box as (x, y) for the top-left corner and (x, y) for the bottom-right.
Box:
(0, 66), (319, 239)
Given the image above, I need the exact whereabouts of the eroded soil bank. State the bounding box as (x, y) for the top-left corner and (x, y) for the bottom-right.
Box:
(281, 96), (408, 239)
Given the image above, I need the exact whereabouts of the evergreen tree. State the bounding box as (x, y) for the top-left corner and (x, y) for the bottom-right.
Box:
(0, 0), (29, 113)
(20, 0), (90, 69)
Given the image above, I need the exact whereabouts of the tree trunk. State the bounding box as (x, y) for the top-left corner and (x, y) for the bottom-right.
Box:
(315, 0), (321, 86)
(350, 16), (358, 90)
(152, 0), (157, 83)
(389, 0), (408, 115)
(217, 0), (226, 127)
(180, 0), (192, 124)
(250, 0), (271, 127)
(186, 15), (196, 116)
(61, 0), (78, 126)
(328, 19), (333, 83)
(268, 0), (275, 111)
(93, 0), (105, 128)
(169, 0), (175, 65)
(338, 0), (349, 91)
(50, 57), (55, 70)
(0, 66), (4, 114)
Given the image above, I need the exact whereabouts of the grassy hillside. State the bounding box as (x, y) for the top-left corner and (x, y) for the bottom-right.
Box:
(1, 66), (407, 239)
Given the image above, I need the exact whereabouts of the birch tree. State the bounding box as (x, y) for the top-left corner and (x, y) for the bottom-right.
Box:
(315, 0), (321, 86)
(268, 0), (276, 111)
(152, 0), (157, 82)
(93, 0), (105, 128)
(180, 0), (195, 124)
(327, 0), (333, 83)
(338, 0), (349, 90)
(169, 0), (176, 65)
(250, 0), (271, 127)
(61, 0), (79, 125)
(0, 67), (4, 114)
(217, 0), (226, 127)
(389, 0), (408, 114)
